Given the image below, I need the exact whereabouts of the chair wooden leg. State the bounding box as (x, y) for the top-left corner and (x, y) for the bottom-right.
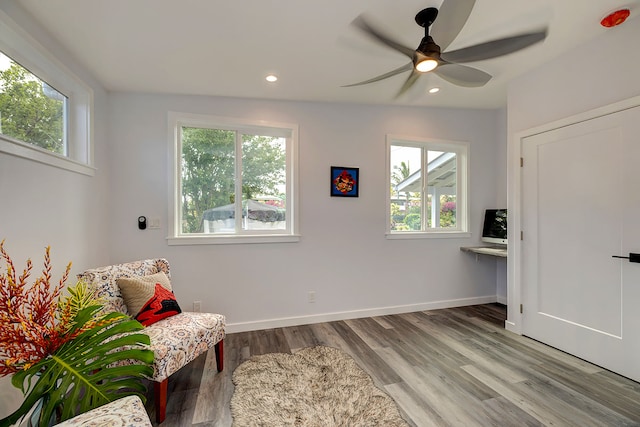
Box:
(215, 339), (224, 372)
(154, 379), (168, 423)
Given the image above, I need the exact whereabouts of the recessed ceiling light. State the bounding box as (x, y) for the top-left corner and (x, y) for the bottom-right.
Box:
(429, 87), (440, 94)
(265, 74), (278, 83)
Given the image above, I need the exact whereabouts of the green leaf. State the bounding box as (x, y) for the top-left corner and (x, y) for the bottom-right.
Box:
(0, 314), (153, 427)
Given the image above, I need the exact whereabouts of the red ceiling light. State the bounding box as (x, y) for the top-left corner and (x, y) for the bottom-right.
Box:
(600, 9), (630, 27)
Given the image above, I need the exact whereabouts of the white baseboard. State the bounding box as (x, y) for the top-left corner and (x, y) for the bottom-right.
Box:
(226, 295), (498, 333)
(496, 295), (507, 305)
(505, 320), (521, 335)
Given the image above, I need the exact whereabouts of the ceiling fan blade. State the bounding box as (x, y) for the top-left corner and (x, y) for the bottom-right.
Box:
(342, 63), (413, 87)
(430, 0), (476, 51)
(395, 69), (422, 98)
(352, 15), (415, 59)
(441, 29), (548, 63)
(434, 63), (491, 87)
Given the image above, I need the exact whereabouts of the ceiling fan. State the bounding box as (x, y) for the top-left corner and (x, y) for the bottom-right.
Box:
(343, 0), (548, 97)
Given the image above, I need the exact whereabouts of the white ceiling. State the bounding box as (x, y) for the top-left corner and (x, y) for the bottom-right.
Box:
(16, 0), (639, 109)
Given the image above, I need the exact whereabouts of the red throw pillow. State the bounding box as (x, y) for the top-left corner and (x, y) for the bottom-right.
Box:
(135, 283), (182, 326)
(116, 272), (182, 326)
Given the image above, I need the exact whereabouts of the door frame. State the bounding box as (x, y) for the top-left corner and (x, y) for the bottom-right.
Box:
(506, 95), (640, 335)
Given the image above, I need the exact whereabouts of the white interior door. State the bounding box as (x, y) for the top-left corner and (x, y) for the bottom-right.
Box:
(521, 105), (640, 381)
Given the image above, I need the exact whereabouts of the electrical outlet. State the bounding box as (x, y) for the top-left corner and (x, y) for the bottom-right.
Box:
(193, 300), (202, 312)
(308, 291), (316, 303)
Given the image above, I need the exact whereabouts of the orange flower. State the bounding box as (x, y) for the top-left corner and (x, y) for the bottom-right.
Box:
(0, 240), (82, 376)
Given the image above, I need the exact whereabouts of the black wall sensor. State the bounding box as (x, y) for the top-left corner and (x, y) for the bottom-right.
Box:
(138, 216), (147, 230)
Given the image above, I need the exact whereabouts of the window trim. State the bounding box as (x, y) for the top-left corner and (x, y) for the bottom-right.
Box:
(385, 134), (470, 239)
(0, 10), (94, 175)
(167, 111), (300, 245)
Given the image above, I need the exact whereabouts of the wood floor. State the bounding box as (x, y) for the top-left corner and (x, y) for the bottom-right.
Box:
(146, 304), (640, 426)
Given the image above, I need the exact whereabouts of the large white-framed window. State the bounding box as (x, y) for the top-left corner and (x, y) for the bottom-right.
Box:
(0, 10), (93, 175)
(168, 112), (299, 245)
(386, 134), (470, 239)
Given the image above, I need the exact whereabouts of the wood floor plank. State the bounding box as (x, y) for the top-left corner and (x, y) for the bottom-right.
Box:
(379, 314), (474, 368)
(376, 315), (500, 403)
(461, 363), (574, 426)
(520, 374), (638, 426)
(192, 346), (235, 426)
(482, 396), (544, 427)
(371, 315), (395, 330)
(384, 382), (446, 427)
(329, 320), (403, 386)
(376, 344), (495, 426)
(535, 362), (640, 423)
(403, 312), (530, 384)
(280, 324), (322, 352)
(149, 304), (640, 426)
(343, 317), (391, 350)
(449, 311), (605, 374)
(412, 364), (501, 426)
(307, 321), (351, 350)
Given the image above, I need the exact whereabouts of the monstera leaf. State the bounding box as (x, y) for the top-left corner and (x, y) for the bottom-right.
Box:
(0, 308), (154, 427)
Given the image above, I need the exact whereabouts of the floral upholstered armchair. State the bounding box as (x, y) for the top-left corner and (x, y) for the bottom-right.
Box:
(77, 259), (225, 423)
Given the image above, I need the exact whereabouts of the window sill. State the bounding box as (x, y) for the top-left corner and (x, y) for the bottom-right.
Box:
(0, 136), (95, 176)
(386, 231), (472, 240)
(167, 234), (301, 245)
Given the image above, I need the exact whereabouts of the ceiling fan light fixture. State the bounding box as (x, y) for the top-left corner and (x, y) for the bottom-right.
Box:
(416, 58), (438, 72)
(414, 36), (441, 73)
(345, 2), (546, 96)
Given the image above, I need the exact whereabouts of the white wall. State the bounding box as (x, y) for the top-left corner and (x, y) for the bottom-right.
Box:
(0, 0), (111, 419)
(508, 16), (640, 133)
(0, 0), (111, 270)
(495, 108), (508, 303)
(506, 16), (640, 330)
(108, 94), (504, 331)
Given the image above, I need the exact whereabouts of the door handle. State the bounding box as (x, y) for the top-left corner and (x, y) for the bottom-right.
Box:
(612, 253), (640, 263)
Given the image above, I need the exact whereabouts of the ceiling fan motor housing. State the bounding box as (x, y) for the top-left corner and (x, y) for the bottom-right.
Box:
(415, 36), (441, 64)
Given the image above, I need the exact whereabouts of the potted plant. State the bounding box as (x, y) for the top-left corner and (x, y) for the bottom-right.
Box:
(0, 240), (153, 426)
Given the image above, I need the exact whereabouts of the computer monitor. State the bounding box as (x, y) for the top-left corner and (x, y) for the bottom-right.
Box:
(481, 209), (507, 245)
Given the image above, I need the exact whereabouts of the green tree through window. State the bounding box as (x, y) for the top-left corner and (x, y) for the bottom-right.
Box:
(180, 126), (286, 233)
(387, 136), (468, 235)
(0, 57), (66, 154)
(181, 127), (235, 233)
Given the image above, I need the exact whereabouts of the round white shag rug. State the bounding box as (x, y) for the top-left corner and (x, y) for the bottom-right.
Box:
(230, 346), (408, 427)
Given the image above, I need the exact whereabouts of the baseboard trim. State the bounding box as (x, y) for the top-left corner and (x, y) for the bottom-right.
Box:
(226, 295), (498, 333)
(505, 320), (521, 335)
(496, 295), (507, 305)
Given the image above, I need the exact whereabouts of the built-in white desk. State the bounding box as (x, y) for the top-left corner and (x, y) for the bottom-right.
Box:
(461, 245), (508, 305)
(460, 246), (507, 258)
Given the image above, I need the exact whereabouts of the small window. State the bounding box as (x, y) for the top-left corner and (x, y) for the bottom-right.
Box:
(387, 135), (469, 238)
(0, 11), (93, 175)
(169, 113), (299, 245)
(0, 52), (67, 155)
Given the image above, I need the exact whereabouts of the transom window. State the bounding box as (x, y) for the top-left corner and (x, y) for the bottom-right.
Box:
(0, 11), (93, 175)
(387, 135), (469, 238)
(169, 113), (299, 244)
(0, 52), (67, 155)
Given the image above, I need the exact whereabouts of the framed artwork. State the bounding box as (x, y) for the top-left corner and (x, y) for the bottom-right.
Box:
(331, 166), (359, 197)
